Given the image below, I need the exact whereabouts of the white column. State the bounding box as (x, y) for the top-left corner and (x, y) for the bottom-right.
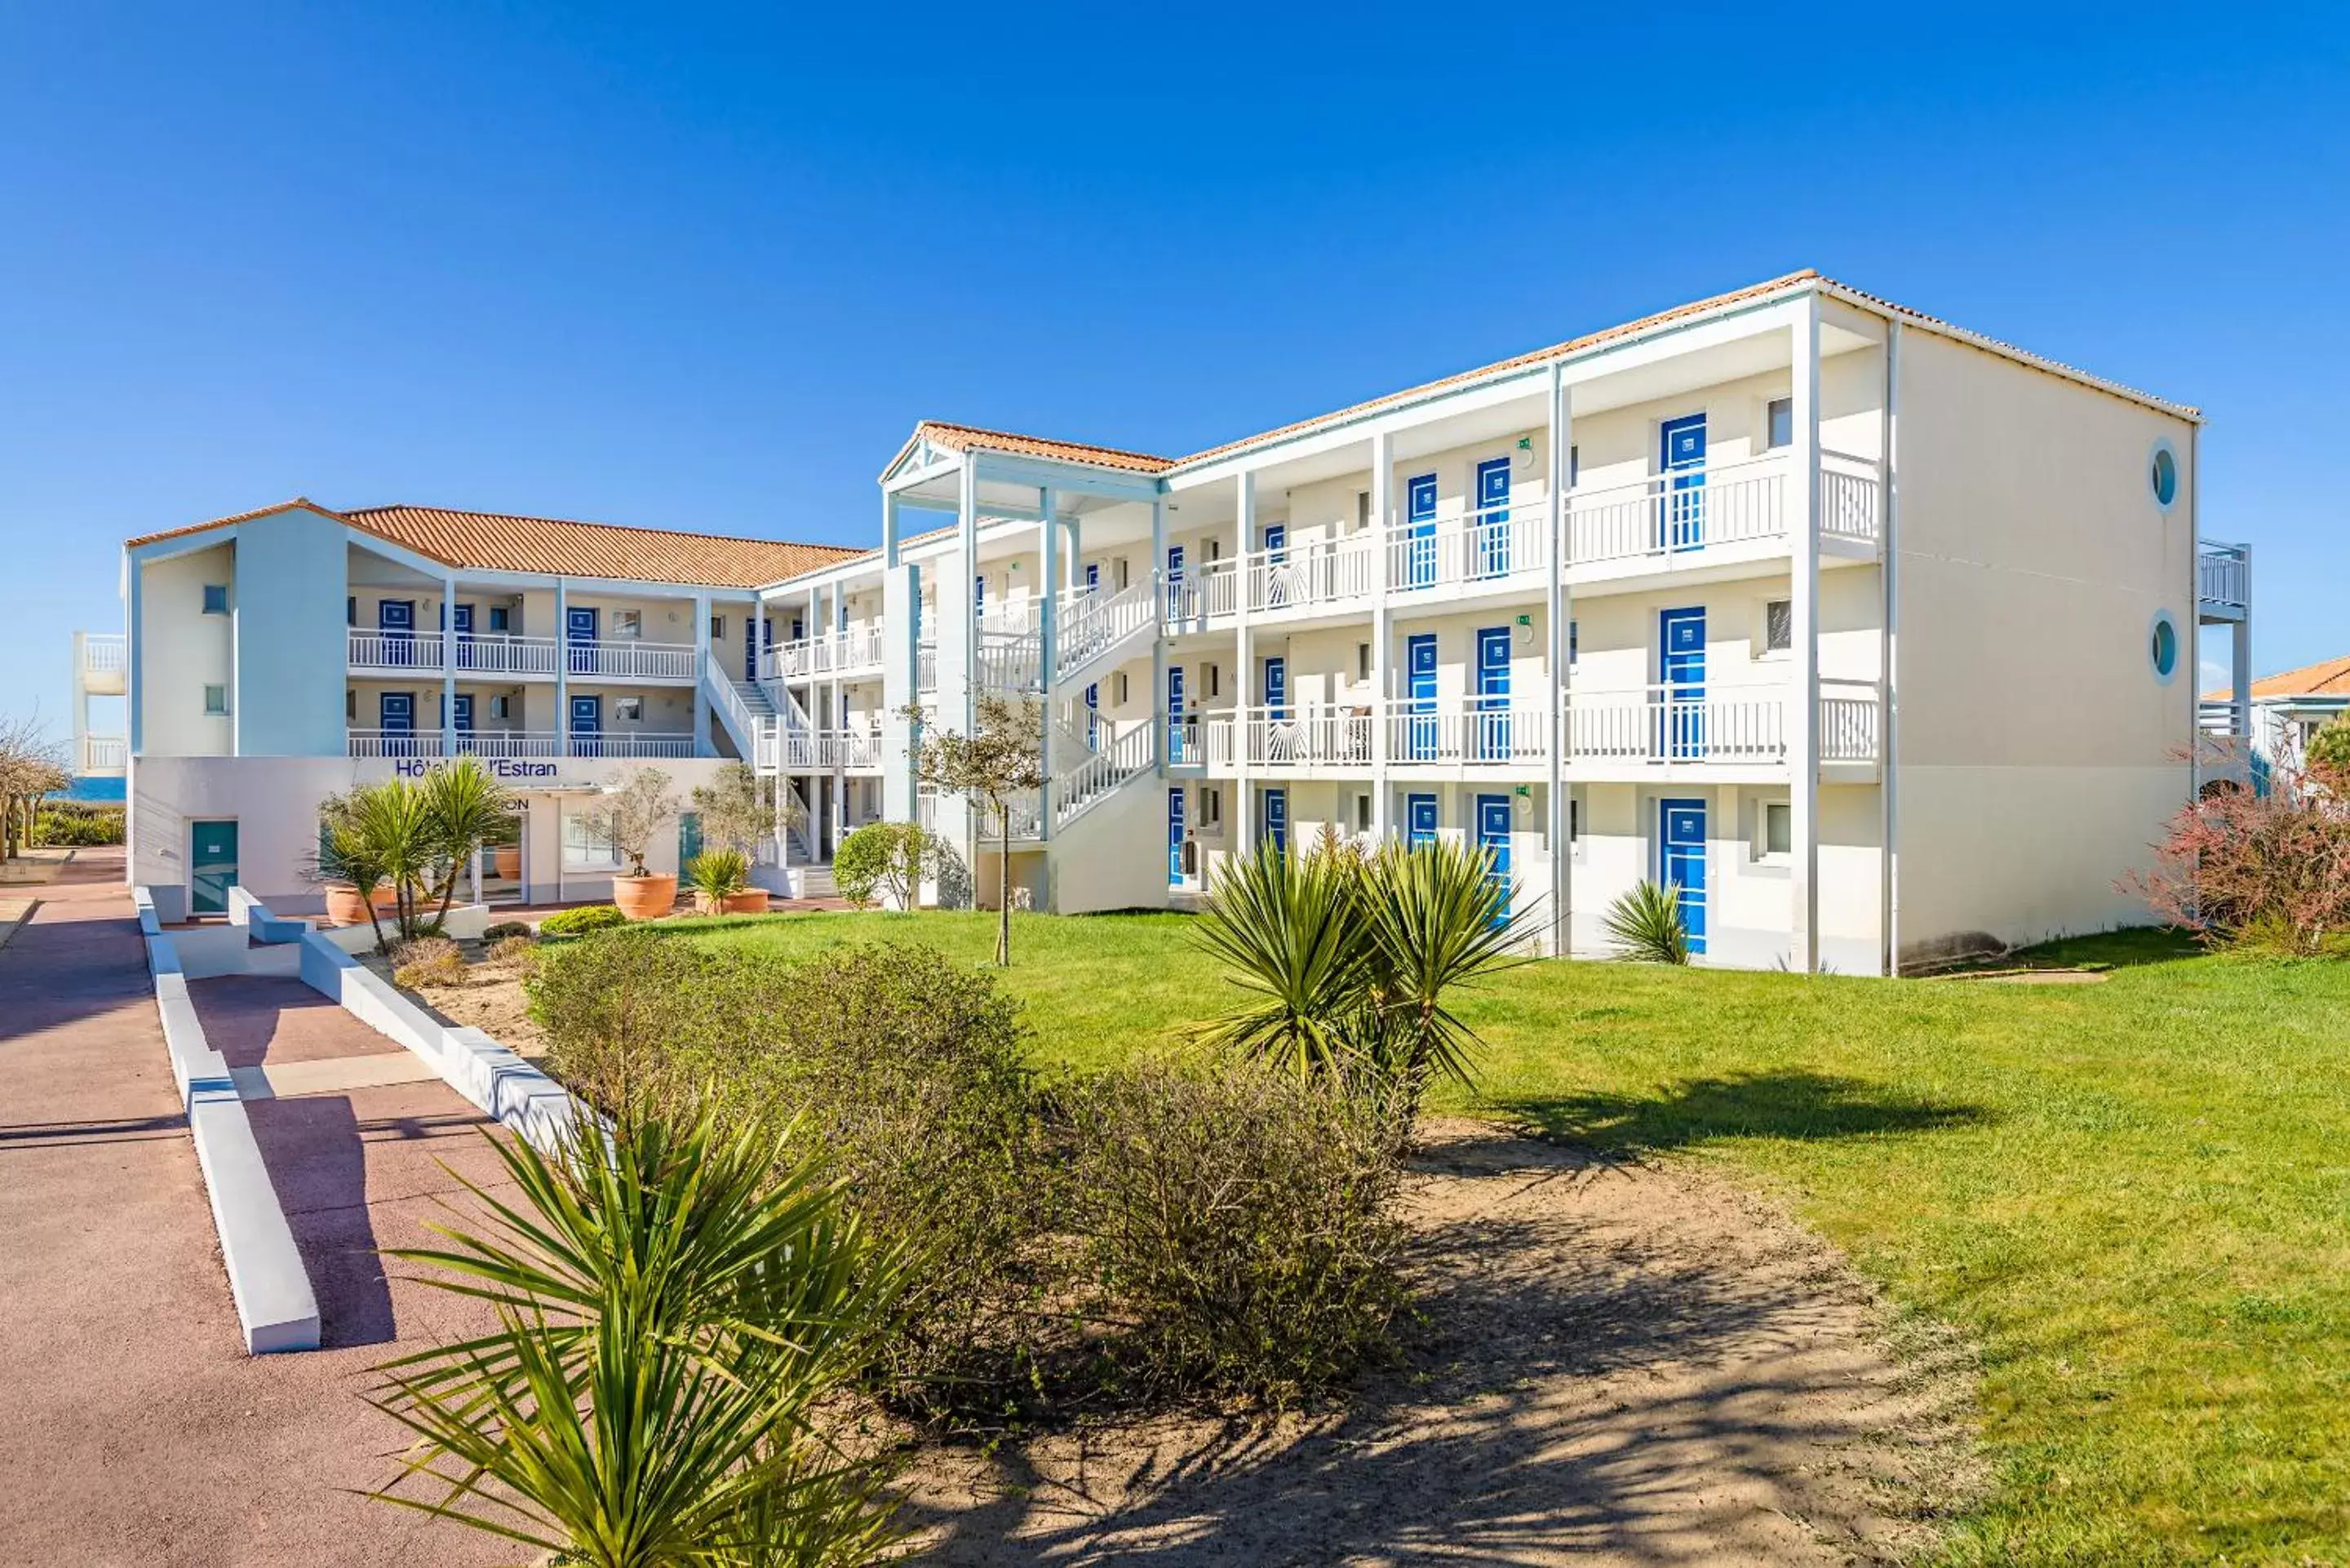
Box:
(1039, 485), (1059, 840)
(1234, 468), (1255, 856)
(692, 591), (712, 756)
(1545, 365), (1572, 957)
(1790, 296), (1823, 974)
(958, 460), (980, 737)
(553, 579), (570, 757)
(1150, 495), (1168, 858)
(441, 573), (459, 759)
(1880, 321), (1903, 977)
(1369, 430), (1394, 839)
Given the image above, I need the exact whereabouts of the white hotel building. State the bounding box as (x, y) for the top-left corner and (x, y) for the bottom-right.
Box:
(82, 270), (2253, 970)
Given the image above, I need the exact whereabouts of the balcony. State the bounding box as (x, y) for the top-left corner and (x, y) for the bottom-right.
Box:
(1164, 682), (1881, 777)
(348, 729), (694, 760)
(761, 728), (883, 773)
(2198, 541), (2250, 622)
(347, 630), (696, 680)
(762, 622), (886, 682)
(78, 733), (127, 775)
(1161, 454), (1883, 633)
(77, 633), (127, 696)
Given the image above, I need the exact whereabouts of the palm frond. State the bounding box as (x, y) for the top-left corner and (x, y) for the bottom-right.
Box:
(1603, 879), (1692, 964)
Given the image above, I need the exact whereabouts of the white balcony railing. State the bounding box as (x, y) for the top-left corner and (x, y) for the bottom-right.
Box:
(1562, 681), (1882, 767)
(916, 642), (938, 693)
(455, 635), (561, 676)
(2198, 542), (2250, 615)
(1248, 533), (1379, 614)
(80, 634), (126, 682)
(763, 621), (886, 681)
(564, 640), (698, 680)
(1384, 705), (1549, 767)
(78, 733), (127, 773)
(348, 729), (694, 760)
(348, 629), (571, 675)
(348, 728), (446, 758)
(1057, 579), (1158, 676)
(459, 731), (563, 759)
(1162, 559), (1240, 626)
(1818, 680), (1882, 764)
(348, 631), (447, 669)
(774, 728), (884, 771)
(1819, 451), (1882, 545)
(1386, 501), (1551, 595)
(1565, 455), (1789, 566)
(567, 731), (697, 759)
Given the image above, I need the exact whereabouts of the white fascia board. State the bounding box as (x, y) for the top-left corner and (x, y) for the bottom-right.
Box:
(1813, 279), (2201, 423)
(884, 454), (964, 495)
(967, 450), (1165, 503)
(751, 552), (891, 597)
(126, 520), (263, 566)
(1169, 290), (1812, 489)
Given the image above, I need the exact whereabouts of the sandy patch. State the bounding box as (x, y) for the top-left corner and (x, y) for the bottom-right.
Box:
(364, 947), (548, 1056)
(897, 1118), (1976, 1567)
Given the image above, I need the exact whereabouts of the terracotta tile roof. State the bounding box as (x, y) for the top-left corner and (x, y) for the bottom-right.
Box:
(126, 499), (859, 590)
(895, 420), (1175, 476)
(2206, 655), (2350, 702)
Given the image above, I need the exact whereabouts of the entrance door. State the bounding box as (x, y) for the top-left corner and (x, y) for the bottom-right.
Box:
(1474, 457), (1512, 578)
(379, 599), (416, 665)
(1167, 787), (1186, 883)
(1407, 791), (1438, 850)
(1660, 798), (1708, 955)
(1262, 787), (1288, 855)
(1084, 681), (1100, 748)
(1477, 793), (1513, 917)
(379, 691), (415, 755)
(743, 611), (758, 680)
(1084, 561), (1101, 593)
(678, 811), (703, 866)
(570, 693), (603, 757)
(1407, 633), (1437, 760)
(450, 693), (474, 744)
(1261, 522), (1289, 608)
(1659, 607), (1706, 760)
(451, 603), (476, 669)
(1261, 656), (1288, 720)
(1167, 662), (1186, 763)
(1659, 414), (1707, 551)
(1405, 473), (1438, 587)
(190, 819), (237, 916)
(1475, 627), (1512, 760)
(566, 605), (600, 674)
(1166, 544), (1185, 591)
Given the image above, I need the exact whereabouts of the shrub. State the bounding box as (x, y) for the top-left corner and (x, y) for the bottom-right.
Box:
(526, 926), (716, 1119)
(486, 933), (537, 965)
(1603, 879), (1692, 964)
(482, 919), (533, 940)
(834, 822), (942, 910)
(539, 903), (627, 937)
(1062, 1057), (1408, 1406)
(2124, 772), (2350, 955)
(2308, 715), (2350, 791)
(390, 936), (466, 989)
(688, 847), (752, 901)
(33, 804), (124, 846)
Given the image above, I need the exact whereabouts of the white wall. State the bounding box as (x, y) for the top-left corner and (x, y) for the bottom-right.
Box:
(235, 510), (348, 756)
(140, 543), (236, 756)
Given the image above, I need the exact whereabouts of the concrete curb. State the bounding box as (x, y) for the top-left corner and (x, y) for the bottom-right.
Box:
(136, 888), (322, 1355)
(295, 924), (583, 1156)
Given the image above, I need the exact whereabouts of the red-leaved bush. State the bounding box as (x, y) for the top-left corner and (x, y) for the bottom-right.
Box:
(2122, 764), (2350, 955)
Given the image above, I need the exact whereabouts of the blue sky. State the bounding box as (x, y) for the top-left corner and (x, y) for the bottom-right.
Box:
(3, 2), (2344, 731)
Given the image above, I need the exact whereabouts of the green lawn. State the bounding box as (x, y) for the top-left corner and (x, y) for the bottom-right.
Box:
(677, 910), (2350, 1564)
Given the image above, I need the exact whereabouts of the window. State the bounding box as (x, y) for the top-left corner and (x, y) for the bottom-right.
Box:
(1207, 538), (1222, 562)
(346, 596), (356, 627)
(345, 689), (357, 720)
(2150, 440), (2180, 508)
(561, 811), (621, 871)
(1200, 786), (1223, 827)
(1762, 801), (1793, 858)
(489, 605), (511, 632)
(1767, 397), (1794, 450)
(1568, 445), (1581, 487)
(1765, 600), (1794, 653)
(202, 583), (230, 615)
(490, 694), (512, 720)
(1355, 490), (1371, 530)
(2150, 611), (2180, 681)
(1354, 793), (1372, 833)
(1114, 671), (1129, 705)
(613, 610), (644, 640)
(1206, 662), (1221, 698)
(203, 684), (228, 715)
(1356, 642), (1372, 681)
(1570, 796), (1581, 843)
(614, 697), (645, 722)
(709, 614), (726, 640)
(1568, 620), (1579, 667)
(1114, 557), (1130, 591)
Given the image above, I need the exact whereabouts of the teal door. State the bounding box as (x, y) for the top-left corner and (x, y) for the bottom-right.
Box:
(190, 820), (237, 915)
(678, 811), (703, 866)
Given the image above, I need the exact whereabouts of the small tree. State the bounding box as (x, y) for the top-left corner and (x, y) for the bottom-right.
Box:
(689, 760), (800, 860)
(834, 821), (942, 910)
(0, 711), (70, 862)
(585, 767), (678, 879)
(315, 759), (514, 947)
(2306, 714), (2350, 792)
(902, 696), (1045, 965)
(2122, 759), (2350, 955)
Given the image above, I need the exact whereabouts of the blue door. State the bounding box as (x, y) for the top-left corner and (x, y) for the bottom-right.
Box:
(1476, 627), (1512, 760)
(1262, 787), (1288, 855)
(1262, 522), (1287, 559)
(570, 693), (602, 756)
(379, 599), (415, 665)
(1262, 655), (1288, 720)
(451, 603), (476, 670)
(1659, 607), (1706, 760)
(1474, 457), (1512, 578)
(1167, 787), (1186, 882)
(1476, 793), (1513, 918)
(1406, 634), (1437, 760)
(973, 575), (985, 613)
(1166, 663), (1187, 763)
(1084, 561), (1101, 592)
(379, 691), (415, 755)
(189, 820), (237, 916)
(1407, 792), (1438, 850)
(743, 611), (758, 680)
(1406, 473), (1438, 587)
(1085, 681), (1100, 747)
(1166, 544), (1185, 589)
(450, 693), (474, 738)
(1659, 414), (1706, 551)
(1660, 799), (1708, 955)
(566, 605), (599, 674)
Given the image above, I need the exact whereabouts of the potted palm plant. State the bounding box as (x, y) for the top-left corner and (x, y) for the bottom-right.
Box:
(688, 848), (765, 915)
(586, 768), (680, 919)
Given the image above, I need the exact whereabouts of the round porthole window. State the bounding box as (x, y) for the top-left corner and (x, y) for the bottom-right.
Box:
(2149, 440), (2180, 509)
(2149, 610), (2180, 683)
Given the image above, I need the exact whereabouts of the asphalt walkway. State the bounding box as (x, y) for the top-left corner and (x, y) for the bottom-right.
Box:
(0, 850), (520, 1566)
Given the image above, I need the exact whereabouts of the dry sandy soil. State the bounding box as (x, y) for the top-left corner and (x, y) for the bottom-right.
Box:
(898, 1119), (1977, 1568)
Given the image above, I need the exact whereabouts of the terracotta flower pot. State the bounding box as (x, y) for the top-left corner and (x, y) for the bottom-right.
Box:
(720, 888), (769, 915)
(492, 847), (521, 879)
(324, 881), (397, 926)
(612, 873), (677, 920)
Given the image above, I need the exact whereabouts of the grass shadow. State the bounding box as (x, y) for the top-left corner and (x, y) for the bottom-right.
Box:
(1501, 1069), (1992, 1154)
(1991, 926), (2204, 971)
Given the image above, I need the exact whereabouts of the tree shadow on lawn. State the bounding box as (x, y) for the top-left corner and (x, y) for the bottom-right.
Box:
(1501, 1069), (1993, 1156)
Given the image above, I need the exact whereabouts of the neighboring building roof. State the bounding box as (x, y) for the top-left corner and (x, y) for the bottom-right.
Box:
(2208, 655), (2350, 702)
(126, 498), (860, 590)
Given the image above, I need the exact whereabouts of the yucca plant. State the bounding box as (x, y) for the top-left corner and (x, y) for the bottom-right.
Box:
(366, 1101), (905, 1568)
(689, 848), (752, 905)
(1193, 836), (1537, 1120)
(1603, 879), (1692, 964)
